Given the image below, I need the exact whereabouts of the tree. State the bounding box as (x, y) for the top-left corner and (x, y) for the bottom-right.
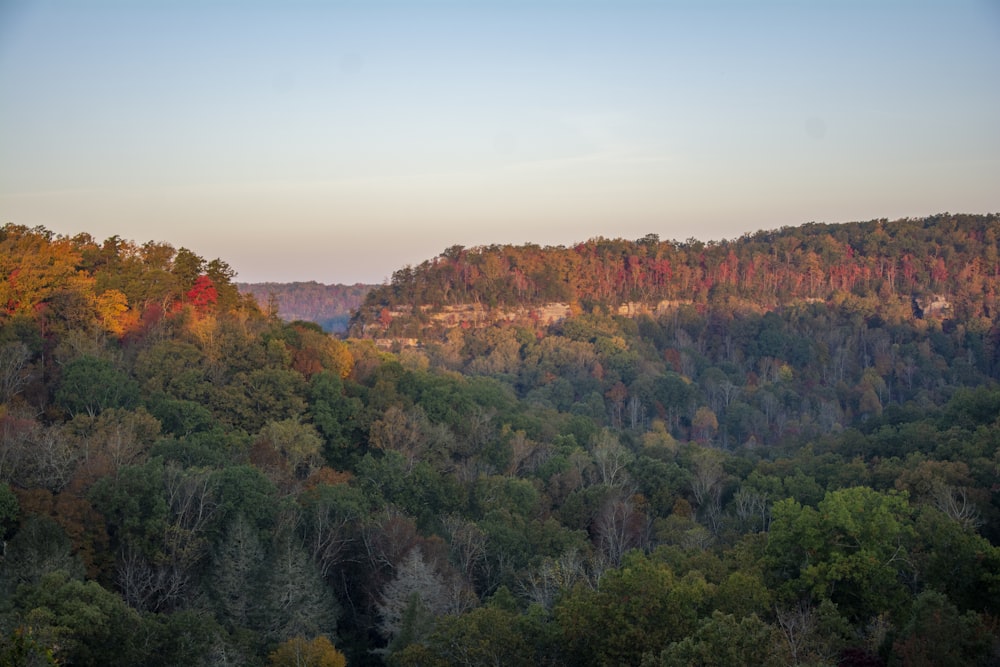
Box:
(646, 611), (780, 667)
(88, 459), (169, 561)
(0, 224), (84, 316)
(594, 490), (649, 566)
(0, 341), (33, 403)
(299, 482), (367, 579)
(307, 371), (363, 469)
(590, 430), (633, 487)
(688, 446), (729, 533)
(211, 464), (280, 536)
(186, 275), (218, 314)
(0, 515), (84, 598)
(94, 288), (135, 335)
(395, 605), (537, 667)
(377, 546), (451, 652)
(554, 551), (709, 666)
(692, 406), (719, 443)
(767, 487), (915, 622)
(0, 418), (78, 492)
(12, 570), (143, 666)
(892, 590), (992, 667)
(268, 636), (347, 667)
(368, 405), (426, 471)
(252, 419), (325, 485)
(209, 513), (266, 632)
(90, 459), (214, 612)
(139, 609), (224, 667)
(771, 599), (851, 666)
(911, 506), (1000, 613)
(68, 407), (161, 479)
(55, 356), (138, 418)
(171, 247), (205, 289)
(264, 535), (339, 643)
(0, 626), (58, 667)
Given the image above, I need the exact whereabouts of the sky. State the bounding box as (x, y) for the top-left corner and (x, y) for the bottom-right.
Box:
(1, 1), (999, 285)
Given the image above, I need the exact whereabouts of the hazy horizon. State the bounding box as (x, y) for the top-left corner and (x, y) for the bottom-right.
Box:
(2, 1), (998, 285)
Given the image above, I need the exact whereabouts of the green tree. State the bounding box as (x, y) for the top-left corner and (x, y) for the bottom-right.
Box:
(767, 487), (915, 622)
(911, 506), (1000, 614)
(308, 371), (363, 468)
(12, 570), (143, 666)
(0, 515), (84, 600)
(55, 356), (139, 418)
(88, 459), (169, 560)
(0, 626), (58, 667)
(892, 590), (993, 667)
(395, 605), (537, 667)
(211, 464), (279, 535)
(554, 551), (709, 666)
(171, 247), (205, 289)
(645, 611), (780, 667)
(139, 609), (224, 667)
(253, 418), (325, 484)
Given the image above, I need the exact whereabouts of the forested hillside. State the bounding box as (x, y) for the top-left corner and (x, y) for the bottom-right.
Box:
(239, 282), (373, 333)
(352, 213), (999, 336)
(1, 219), (998, 666)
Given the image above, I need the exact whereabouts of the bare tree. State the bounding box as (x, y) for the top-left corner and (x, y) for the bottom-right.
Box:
(442, 514), (488, 589)
(118, 465), (217, 612)
(505, 429), (550, 478)
(732, 486), (771, 533)
(377, 546), (449, 646)
(591, 431), (633, 487)
(302, 488), (363, 579)
(775, 602), (816, 666)
(933, 484), (983, 531)
(0, 341), (32, 403)
(519, 548), (598, 610)
(117, 545), (189, 613)
(24, 422), (78, 492)
(773, 601), (842, 666)
(689, 446), (728, 534)
(369, 406), (426, 471)
(594, 491), (649, 567)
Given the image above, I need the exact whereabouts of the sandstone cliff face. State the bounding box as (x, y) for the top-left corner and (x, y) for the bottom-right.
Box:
(914, 295), (952, 318)
(367, 303), (574, 348)
(366, 293), (956, 349)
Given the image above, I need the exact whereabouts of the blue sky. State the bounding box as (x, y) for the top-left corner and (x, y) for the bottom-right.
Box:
(1, 1), (998, 284)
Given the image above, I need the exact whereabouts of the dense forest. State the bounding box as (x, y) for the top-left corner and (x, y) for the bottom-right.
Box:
(238, 282), (373, 334)
(0, 216), (998, 666)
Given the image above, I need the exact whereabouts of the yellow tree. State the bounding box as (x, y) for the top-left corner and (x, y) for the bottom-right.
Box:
(268, 636), (346, 667)
(1, 225), (83, 314)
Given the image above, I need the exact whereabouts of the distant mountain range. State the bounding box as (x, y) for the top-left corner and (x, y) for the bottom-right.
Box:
(237, 281), (374, 333)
